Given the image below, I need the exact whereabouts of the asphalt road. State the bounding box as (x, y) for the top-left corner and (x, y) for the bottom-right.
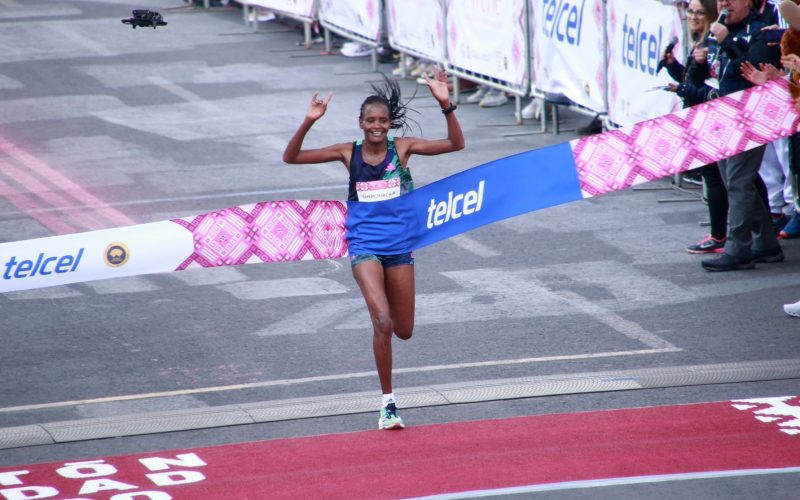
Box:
(0, 1), (798, 498)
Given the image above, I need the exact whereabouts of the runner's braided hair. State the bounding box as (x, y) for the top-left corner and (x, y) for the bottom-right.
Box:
(359, 74), (419, 135)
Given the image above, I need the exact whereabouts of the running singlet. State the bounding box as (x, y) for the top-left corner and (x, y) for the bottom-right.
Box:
(348, 137), (413, 202)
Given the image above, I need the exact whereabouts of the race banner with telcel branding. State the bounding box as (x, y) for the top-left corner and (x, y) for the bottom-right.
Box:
(530, 0), (607, 112)
(386, 0), (446, 62)
(318, 0), (381, 40)
(605, 0), (683, 126)
(445, 0), (528, 87)
(1, 79), (798, 293)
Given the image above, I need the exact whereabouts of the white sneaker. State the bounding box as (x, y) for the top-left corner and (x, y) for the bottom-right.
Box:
(521, 98), (541, 120)
(341, 42), (370, 57)
(391, 57), (416, 77)
(784, 299), (800, 317)
(466, 86), (488, 104)
(479, 89), (508, 107)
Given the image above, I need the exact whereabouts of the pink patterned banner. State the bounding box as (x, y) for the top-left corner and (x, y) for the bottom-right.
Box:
(171, 200), (347, 270)
(572, 78), (800, 198)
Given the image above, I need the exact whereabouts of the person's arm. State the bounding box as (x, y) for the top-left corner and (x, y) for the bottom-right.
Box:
(665, 58), (685, 82)
(397, 67), (465, 164)
(282, 92), (350, 166)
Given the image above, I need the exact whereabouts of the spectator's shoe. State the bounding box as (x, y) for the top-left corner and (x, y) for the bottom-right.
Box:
(576, 115), (603, 135)
(779, 213), (800, 239)
(379, 403), (405, 430)
(479, 89), (508, 107)
(520, 98), (542, 120)
(341, 42), (370, 57)
(686, 235), (726, 254)
(701, 253), (755, 272)
(771, 213), (789, 232)
(784, 299), (800, 318)
(753, 247), (784, 263)
(466, 86), (488, 104)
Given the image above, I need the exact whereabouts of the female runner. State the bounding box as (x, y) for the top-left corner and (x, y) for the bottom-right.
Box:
(283, 67), (465, 429)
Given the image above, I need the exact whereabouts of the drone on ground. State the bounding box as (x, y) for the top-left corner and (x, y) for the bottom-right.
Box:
(121, 10), (167, 29)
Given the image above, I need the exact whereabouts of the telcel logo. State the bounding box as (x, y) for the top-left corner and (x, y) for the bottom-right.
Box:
(621, 14), (663, 75)
(426, 181), (485, 229)
(542, 0), (586, 45)
(3, 248), (84, 280)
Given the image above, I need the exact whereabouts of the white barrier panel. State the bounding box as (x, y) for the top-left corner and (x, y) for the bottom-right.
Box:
(387, 0), (446, 62)
(243, 0), (316, 18)
(531, 0), (607, 112)
(318, 0), (381, 41)
(445, 0), (528, 87)
(606, 0), (682, 125)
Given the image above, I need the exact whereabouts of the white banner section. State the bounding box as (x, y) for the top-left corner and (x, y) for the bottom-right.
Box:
(0, 222), (192, 293)
(318, 0), (381, 40)
(387, 0), (446, 62)
(531, 0), (606, 111)
(445, 0), (528, 86)
(244, 0), (317, 18)
(606, 0), (682, 125)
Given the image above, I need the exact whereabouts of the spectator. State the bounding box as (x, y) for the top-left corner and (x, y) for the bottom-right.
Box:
(664, 0), (731, 254)
(700, 0), (784, 271)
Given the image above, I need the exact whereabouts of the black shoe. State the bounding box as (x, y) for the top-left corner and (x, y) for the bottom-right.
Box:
(701, 253), (755, 272)
(576, 115), (603, 136)
(753, 247), (784, 263)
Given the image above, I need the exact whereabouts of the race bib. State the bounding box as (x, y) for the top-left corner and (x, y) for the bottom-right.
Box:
(356, 178), (401, 202)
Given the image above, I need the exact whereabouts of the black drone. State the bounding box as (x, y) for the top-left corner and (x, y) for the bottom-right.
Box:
(122, 10), (167, 29)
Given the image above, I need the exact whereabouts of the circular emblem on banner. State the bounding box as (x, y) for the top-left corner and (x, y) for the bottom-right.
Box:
(104, 242), (130, 268)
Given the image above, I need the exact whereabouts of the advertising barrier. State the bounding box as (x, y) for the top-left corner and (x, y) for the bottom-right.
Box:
(531, 0), (607, 112)
(386, 0), (446, 64)
(445, 0), (529, 93)
(318, 0), (382, 43)
(605, 0), (683, 125)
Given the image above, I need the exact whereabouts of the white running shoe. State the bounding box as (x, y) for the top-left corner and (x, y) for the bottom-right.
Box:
(466, 86), (488, 104)
(784, 299), (800, 317)
(520, 98), (542, 120)
(479, 89), (508, 107)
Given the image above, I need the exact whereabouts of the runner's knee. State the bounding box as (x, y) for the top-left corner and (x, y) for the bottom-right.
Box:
(394, 327), (413, 340)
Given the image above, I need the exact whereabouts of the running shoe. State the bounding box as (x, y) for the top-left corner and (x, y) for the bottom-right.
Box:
(379, 403), (405, 430)
(779, 213), (800, 239)
(772, 213), (789, 232)
(784, 299), (800, 318)
(466, 86), (488, 104)
(686, 235), (726, 254)
(479, 89), (508, 107)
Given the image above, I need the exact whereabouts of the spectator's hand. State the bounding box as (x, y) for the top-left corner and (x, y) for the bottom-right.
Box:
(709, 22), (728, 44)
(306, 91), (332, 121)
(741, 61), (772, 85)
(782, 54), (800, 74)
(665, 83), (679, 92)
(422, 65), (451, 107)
(662, 50), (675, 67)
(694, 46), (709, 64)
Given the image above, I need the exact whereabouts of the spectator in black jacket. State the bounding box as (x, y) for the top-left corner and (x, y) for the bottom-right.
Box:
(700, 0), (784, 271)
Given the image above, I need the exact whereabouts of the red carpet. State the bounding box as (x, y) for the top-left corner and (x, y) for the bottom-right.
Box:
(2, 397), (798, 499)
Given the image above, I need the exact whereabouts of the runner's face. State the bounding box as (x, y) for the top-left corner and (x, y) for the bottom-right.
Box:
(359, 103), (391, 143)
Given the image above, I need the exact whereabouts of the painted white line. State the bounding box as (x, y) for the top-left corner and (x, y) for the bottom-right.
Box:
(449, 234), (499, 258)
(48, 24), (116, 57)
(219, 278), (348, 300)
(147, 75), (220, 112)
(406, 467), (800, 499)
(554, 290), (678, 350)
(0, 348), (677, 414)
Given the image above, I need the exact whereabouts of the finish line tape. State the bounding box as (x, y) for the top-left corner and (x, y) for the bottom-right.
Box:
(1, 79), (798, 293)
